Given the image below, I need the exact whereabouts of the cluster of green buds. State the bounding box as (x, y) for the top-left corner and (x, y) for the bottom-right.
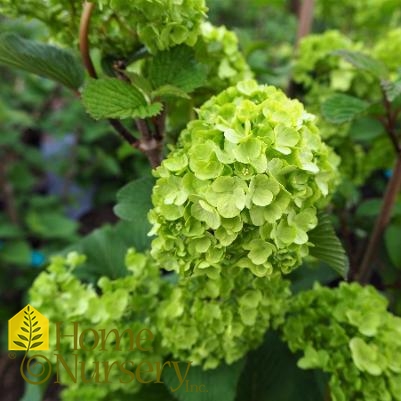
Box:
(149, 79), (339, 279)
(282, 282), (401, 401)
(158, 269), (291, 369)
(29, 250), (168, 401)
(96, 0), (207, 53)
(195, 22), (253, 94)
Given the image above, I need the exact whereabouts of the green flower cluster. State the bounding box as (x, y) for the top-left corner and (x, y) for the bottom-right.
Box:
(149, 79), (339, 278)
(96, 0), (207, 53)
(315, 0), (401, 39)
(158, 269), (291, 369)
(373, 28), (401, 73)
(195, 22), (253, 94)
(293, 30), (363, 103)
(29, 250), (168, 401)
(0, 0), (207, 55)
(282, 282), (401, 401)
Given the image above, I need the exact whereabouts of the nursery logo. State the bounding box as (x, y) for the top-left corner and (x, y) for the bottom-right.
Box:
(8, 306), (206, 392)
(8, 305), (49, 351)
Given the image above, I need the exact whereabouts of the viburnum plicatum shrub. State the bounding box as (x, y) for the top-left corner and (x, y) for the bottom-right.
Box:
(29, 250), (169, 401)
(149, 79), (339, 278)
(157, 269), (290, 369)
(282, 283), (401, 401)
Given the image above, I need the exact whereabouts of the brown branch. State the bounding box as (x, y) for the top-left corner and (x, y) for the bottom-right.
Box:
(78, 1), (164, 168)
(295, 0), (315, 47)
(79, 2), (97, 79)
(354, 83), (401, 283)
(356, 155), (401, 283)
(381, 90), (401, 153)
(79, 1), (141, 149)
(287, 0), (315, 97)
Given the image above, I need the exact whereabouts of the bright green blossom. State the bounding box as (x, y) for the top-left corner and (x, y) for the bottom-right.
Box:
(0, 0), (207, 55)
(195, 22), (253, 93)
(149, 80), (339, 278)
(29, 250), (169, 401)
(97, 0), (207, 53)
(158, 268), (291, 369)
(282, 282), (401, 401)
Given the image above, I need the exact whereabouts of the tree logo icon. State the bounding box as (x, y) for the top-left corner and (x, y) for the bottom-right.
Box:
(8, 304), (49, 351)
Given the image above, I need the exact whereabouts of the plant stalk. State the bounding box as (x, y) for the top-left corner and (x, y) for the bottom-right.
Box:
(356, 154), (401, 283)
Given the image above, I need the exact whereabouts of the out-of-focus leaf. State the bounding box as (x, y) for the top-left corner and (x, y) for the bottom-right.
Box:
(385, 223), (401, 269)
(0, 33), (83, 90)
(333, 49), (388, 78)
(322, 94), (370, 124)
(0, 240), (31, 266)
(236, 331), (326, 401)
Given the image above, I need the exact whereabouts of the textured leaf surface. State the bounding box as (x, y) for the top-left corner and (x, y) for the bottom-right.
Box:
(308, 213), (349, 279)
(147, 45), (207, 93)
(322, 94), (370, 124)
(333, 49), (388, 78)
(82, 78), (162, 120)
(152, 84), (191, 100)
(381, 79), (401, 102)
(0, 33), (83, 90)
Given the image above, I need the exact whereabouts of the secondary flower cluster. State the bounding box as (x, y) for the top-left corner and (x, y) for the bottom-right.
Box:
(157, 268), (291, 369)
(96, 0), (207, 53)
(282, 282), (401, 401)
(195, 22), (254, 94)
(149, 79), (339, 278)
(29, 250), (168, 401)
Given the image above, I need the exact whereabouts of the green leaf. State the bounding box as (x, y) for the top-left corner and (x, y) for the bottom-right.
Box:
(321, 94), (370, 124)
(72, 224), (130, 281)
(114, 177), (155, 249)
(0, 240), (30, 266)
(152, 84), (191, 100)
(381, 79), (401, 102)
(0, 222), (23, 239)
(147, 45), (207, 93)
(0, 33), (83, 90)
(385, 223), (401, 269)
(333, 49), (388, 78)
(349, 117), (384, 142)
(308, 212), (349, 279)
(163, 360), (245, 401)
(114, 177), (155, 223)
(18, 334), (28, 342)
(82, 78), (162, 120)
(236, 331), (326, 401)
(125, 71), (153, 95)
(30, 342), (43, 349)
(289, 261), (340, 294)
(25, 212), (78, 240)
